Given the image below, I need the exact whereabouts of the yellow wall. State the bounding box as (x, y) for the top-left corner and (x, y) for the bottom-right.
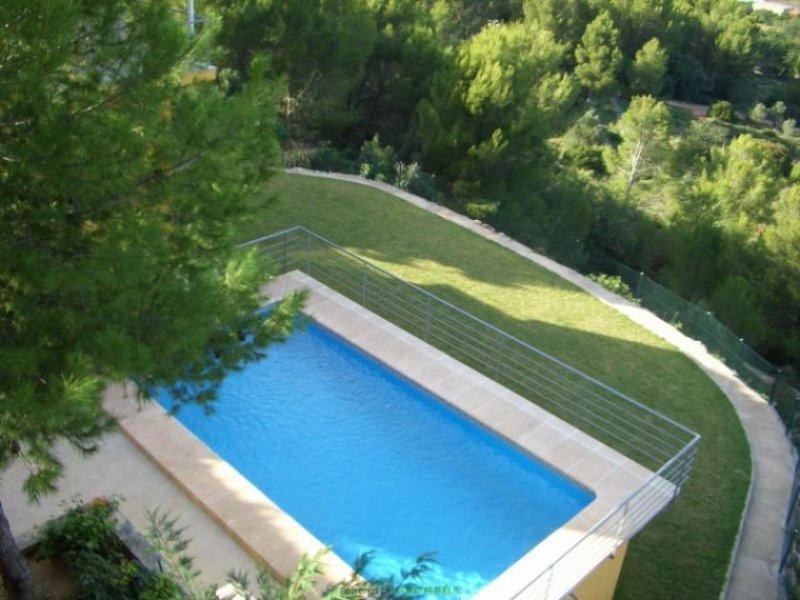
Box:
(571, 541), (629, 600)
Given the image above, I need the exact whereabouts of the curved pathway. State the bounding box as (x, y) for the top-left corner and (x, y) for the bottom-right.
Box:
(286, 167), (796, 600)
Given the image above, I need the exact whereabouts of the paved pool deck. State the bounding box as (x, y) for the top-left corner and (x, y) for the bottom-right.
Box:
(286, 167), (796, 600)
(2, 416), (258, 591)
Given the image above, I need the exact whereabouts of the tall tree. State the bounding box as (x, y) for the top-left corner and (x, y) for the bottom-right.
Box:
(418, 21), (576, 201)
(523, 0), (592, 50)
(429, 0), (523, 41)
(0, 1), (299, 597)
(628, 38), (668, 97)
(574, 11), (623, 95)
(212, 0), (377, 141)
(611, 96), (672, 201)
(708, 134), (786, 228)
(764, 185), (800, 355)
(708, 0), (758, 101)
(347, 0), (443, 153)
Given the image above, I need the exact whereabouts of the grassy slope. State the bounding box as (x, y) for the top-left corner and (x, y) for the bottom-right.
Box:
(246, 172), (751, 600)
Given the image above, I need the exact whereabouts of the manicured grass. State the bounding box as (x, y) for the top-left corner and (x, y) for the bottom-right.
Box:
(246, 172), (751, 600)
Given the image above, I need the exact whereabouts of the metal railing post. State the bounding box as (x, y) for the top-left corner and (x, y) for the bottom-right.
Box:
(304, 230), (312, 274)
(424, 296), (432, 342)
(361, 268), (368, 306)
(494, 335), (506, 378)
(281, 234), (288, 274)
(770, 369), (782, 406)
(617, 500), (630, 539)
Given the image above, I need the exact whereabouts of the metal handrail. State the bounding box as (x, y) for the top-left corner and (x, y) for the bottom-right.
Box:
(244, 226), (699, 441)
(241, 225), (702, 599)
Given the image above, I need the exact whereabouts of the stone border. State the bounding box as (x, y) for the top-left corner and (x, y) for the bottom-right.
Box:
(109, 271), (671, 600)
(285, 167), (795, 600)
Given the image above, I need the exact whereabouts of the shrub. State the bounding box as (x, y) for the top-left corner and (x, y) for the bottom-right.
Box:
(564, 143), (607, 175)
(283, 147), (314, 168)
(791, 162), (800, 183)
(464, 201), (499, 222)
(309, 145), (357, 173)
(709, 100), (736, 123)
(357, 135), (395, 182)
(749, 102), (768, 123)
(394, 161), (420, 191)
(407, 169), (440, 201)
(146, 509), (436, 600)
(37, 498), (179, 600)
(587, 273), (641, 303)
(771, 101), (787, 124)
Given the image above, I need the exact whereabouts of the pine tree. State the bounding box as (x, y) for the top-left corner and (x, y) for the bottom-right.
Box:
(612, 96), (671, 200)
(628, 38), (668, 98)
(574, 11), (623, 95)
(0, 2), (299, 597)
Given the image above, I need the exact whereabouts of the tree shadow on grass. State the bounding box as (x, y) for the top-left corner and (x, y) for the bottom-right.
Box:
(258, 174), (577, 292)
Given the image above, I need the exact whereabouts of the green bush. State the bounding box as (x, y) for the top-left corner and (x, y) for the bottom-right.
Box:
(408, 169), (440, 201)
(563, 143), (607, 175)
(587, 273), (641, 303)
(709, 100), (737, 123)
(464, 201), (499, 222)
(309, 145), (357, 174)
(282, 147), (314, 168)
(37, 498), (180, 600)
(393, 161), (420, 191)
(749, 102), (768, 123)
(394, 161), (440, 201)
(358, 135), (395, 182)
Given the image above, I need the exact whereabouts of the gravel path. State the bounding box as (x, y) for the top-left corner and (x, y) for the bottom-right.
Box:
(286, 167), (796, 600)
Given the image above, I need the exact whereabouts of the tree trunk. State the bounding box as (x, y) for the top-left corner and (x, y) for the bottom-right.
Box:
(0, 499), (34, 600)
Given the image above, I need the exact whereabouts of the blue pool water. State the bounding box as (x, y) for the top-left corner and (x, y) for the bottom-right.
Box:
(158, 322), (593, 597)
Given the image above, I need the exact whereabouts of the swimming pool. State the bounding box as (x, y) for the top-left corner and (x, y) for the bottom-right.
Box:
(158, 319), (594, 596)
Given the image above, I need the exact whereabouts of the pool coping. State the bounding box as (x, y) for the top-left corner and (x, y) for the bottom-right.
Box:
(106, 270), (674, 598)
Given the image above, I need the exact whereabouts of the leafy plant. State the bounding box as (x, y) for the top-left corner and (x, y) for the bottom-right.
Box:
(145, 508), (216, 600)
(147, 509), (438, 600)
(358, 136), (396, 183)
(749, 102), (768, 123)
(709, 100), (737, 123)
(464, 201), (499, 222)
(587, 273), (641, 304)
(393, 161), (420, 191)
(283, 147), (314, 169)
(310, 145), (358, 174)
(37, 498), (179, 600)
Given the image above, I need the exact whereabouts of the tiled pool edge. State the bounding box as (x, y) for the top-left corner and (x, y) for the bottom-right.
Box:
(108, 270), (674, 599)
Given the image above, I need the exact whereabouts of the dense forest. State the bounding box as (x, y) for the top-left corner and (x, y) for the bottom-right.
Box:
(205, 0), (800, 374)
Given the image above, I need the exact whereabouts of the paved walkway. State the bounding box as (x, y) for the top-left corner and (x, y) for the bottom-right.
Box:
(4, 386), (258, 591)
(287, 168), (796, 600)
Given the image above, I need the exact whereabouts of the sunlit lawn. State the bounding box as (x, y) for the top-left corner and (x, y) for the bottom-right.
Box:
(244, 172), (750, 600)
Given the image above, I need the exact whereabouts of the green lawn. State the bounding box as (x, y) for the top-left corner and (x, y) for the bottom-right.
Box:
(246, 172), (751, 600)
